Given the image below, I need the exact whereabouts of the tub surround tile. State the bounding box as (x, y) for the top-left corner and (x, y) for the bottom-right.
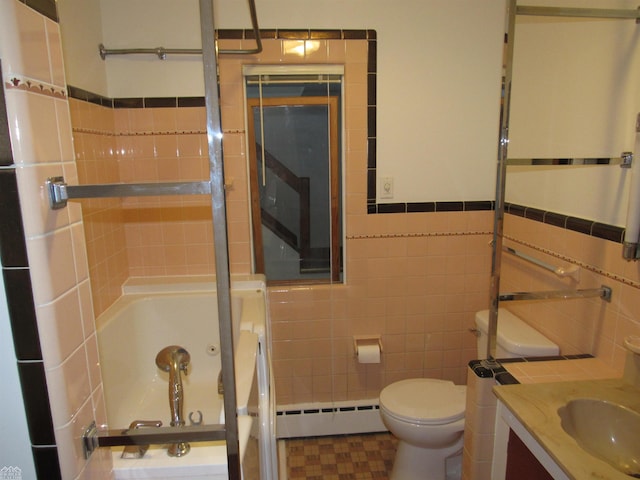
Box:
(35, 287), (84, 366)
(45, 343), (92, 426)
(25, 227), (77, 305)
(13, 1), (51, 81)
(55, 98), (74, 159)
(0, 65), (12, 165)
(78, 280), (96, 340)
(32, 446), (62, 480)
(5, 90), (61, 164)
(45, 18), (65, 86)
(53, 394), (95, 480)
(71, 222), (90, 282)
(2, 1), (112, 476)
(78, 445), (112, 480)
(14, 163), (69, 236)
(85, 333), (102, 393)
(17, 361), (56, 445)
(3, 268), (41, 360)
(0, 169), (29, 267)
(91, 385), (108, 430)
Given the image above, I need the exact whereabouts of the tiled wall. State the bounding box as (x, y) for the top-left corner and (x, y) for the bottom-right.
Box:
(270, 216), (493, 404)
(69, 96), (215, 315)
(215, 32), (495, 405)
(0, 0), (112, 478)
(69, 32), (496, 407)
(68, 98), (126, 316)
(501, 208), (640, 373)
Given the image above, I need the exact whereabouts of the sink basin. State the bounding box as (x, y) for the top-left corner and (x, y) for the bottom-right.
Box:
(558, 398), (640, 477)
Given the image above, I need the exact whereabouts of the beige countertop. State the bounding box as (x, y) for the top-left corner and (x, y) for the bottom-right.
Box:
(494, 377), (640, 480)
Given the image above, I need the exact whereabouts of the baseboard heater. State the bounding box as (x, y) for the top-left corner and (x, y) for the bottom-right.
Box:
(276, 400), (387, 438)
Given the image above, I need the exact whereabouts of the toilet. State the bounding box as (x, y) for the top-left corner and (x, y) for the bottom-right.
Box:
(379, 308), (559, 480)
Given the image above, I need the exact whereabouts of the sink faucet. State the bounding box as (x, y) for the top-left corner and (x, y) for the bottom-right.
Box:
(155, 345), (191, 457)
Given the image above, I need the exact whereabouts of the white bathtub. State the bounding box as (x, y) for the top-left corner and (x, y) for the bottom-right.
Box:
(96, 275), (276, 480)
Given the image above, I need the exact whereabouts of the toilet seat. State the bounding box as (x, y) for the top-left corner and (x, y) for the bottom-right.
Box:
(379, 379), (466, 426)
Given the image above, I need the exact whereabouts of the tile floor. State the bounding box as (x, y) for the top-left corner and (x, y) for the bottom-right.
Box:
(285, 433), (398, 480)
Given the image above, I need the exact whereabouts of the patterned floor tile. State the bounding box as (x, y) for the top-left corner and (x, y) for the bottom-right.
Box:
(286, 433), (397, 480)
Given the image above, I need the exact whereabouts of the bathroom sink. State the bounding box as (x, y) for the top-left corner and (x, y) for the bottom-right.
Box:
(558, 398), (640, 477)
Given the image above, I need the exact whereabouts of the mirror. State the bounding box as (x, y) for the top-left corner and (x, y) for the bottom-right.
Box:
(505, 13), (639, 228)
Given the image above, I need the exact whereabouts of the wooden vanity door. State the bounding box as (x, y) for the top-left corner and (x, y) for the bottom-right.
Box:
(505, 429), (554, 480)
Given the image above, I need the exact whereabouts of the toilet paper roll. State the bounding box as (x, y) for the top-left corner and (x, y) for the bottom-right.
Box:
(356, 343), (381, 364)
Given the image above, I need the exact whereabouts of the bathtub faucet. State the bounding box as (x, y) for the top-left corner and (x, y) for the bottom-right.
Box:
(155, 345), (191, 457)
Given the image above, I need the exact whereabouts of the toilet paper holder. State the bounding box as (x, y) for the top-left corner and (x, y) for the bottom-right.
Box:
(353, 335), (383, 356)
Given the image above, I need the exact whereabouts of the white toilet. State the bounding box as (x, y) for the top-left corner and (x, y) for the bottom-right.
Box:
(379, 308), (559, 480)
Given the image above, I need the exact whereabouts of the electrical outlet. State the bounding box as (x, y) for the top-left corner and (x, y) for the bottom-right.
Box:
(380, 177), (394, 199)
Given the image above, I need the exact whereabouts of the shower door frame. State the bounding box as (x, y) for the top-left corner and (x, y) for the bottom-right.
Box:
(487, 1), (640, 363)
(62, 1), (247, 478)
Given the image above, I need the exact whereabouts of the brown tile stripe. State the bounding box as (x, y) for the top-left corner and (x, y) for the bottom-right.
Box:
(286, 433), (397, 480)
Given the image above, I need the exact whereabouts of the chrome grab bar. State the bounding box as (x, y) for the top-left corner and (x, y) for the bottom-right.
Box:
(499, 285), (612, 303)
(83, 421), (226, 459)
(502, 246), (580, 280)
(46, 176), (212, 209)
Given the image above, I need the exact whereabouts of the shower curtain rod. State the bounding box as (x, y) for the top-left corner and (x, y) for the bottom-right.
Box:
(99, 0), (262, 59)
(517, 5), (640, 20)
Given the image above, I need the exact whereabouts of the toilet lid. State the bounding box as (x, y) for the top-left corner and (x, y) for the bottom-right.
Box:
(379, 379), (466, 425)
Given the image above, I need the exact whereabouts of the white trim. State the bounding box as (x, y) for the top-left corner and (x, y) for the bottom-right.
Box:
(497, 400), (570, 480)
(242, 64), (345, 77)
(276, 400), (387, 438)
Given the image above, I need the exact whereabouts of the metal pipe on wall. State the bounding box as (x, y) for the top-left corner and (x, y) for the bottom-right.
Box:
(99, 0), (262, 59)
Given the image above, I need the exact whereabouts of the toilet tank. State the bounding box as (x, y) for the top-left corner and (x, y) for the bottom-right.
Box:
(475, 308), (559, 359)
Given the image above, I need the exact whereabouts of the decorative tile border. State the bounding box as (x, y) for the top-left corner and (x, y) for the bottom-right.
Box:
(505, 202), (625, 244)
(5, 74), (67, 99)
(369, 200), (494, 214)
(71, 127), (206, 136)
(468, 355), (594, 383)
(0, 60), (61, 478)
(347, 230), (491, 240)
(504, 234), (640, 289)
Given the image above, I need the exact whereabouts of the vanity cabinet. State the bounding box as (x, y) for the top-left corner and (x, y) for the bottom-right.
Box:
(505, 429), (553, 480)
(494, 400), (570, 480)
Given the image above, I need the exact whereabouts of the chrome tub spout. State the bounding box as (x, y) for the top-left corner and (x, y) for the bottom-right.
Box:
(156, 345), (191, 457)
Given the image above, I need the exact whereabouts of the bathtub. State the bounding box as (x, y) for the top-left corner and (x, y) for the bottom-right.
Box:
(96, 275), (276, 480)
